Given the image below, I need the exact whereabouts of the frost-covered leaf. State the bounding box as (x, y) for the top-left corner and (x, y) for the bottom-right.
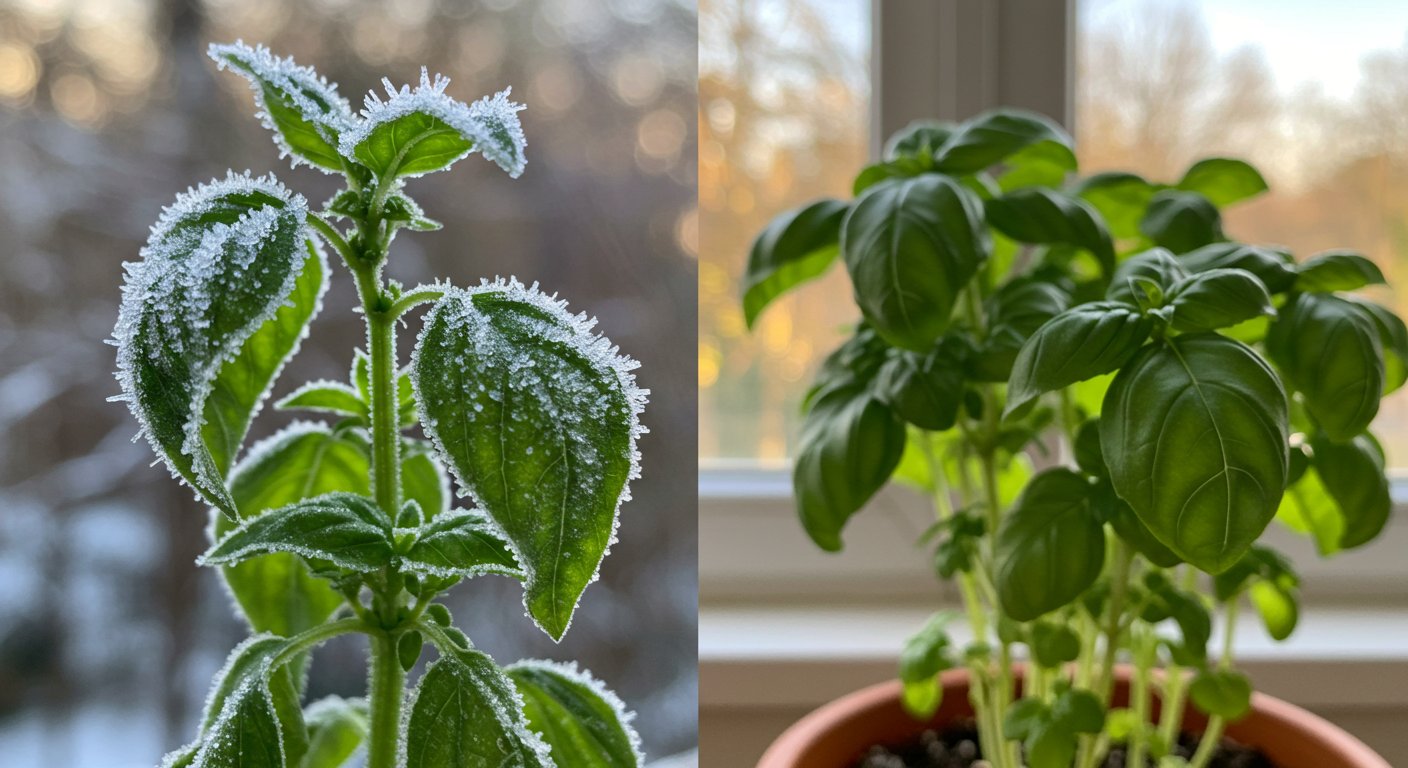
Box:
(411, 279), (647, 641)
(216, 422), (368, 636)
(384, 192), (443, 232)
(202, 491), (393, 572)
(209, 41), (357, 173)
(301, 696), (368, 768)
(340, 70), (526, 181)
(190, 635), (307, 768)
(401, 510), (522, 580)
(507, 660), (644, 768)
(405, 647), (553, 768)
(114, 172), (312, 519)
(401, 442), (450, 519)
(276, 380), (367, 422)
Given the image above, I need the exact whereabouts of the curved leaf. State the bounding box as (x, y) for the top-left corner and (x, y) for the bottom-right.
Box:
(1071, 171), (1159, 240)
(340, 72), (526, 180)
(841, 175), (989, 350)
(884, 120), (954, 161)
(898, 612), (956, 718)
(1140, 190), (1223, 254)
(1092, 479), (1181, 568)
(411, 279), (646, 640)
(985, 188), (1114, 276)
(995, 468), (1106, 621)
(1166, 268), (1275, 333)
(190, 634), (307, 768)
(1249, 580), (1299, 641)
(1345, 296), (1408, 394)
(1178, 242), (1297, 294)
(1006, 302), (1154, 414)
(507, 660), (644, 768)
(202, 492), (393, 572)
(1100, 335), (1288, 573)
(401, 441), (450, 519)
(209, 41), (356, 173)
(973, 279), (1070, 382)
(402, 511), (522, 579)
(114, 172), (311, 519)
(405, 648), (552, 768)
(301, 696), (368, 768)
(1190, 669), (1252, 720)
(276, 380), (366, 421)
(874, 339), (965, 431)
(1295, 250), (1386, 293)
(1106, 248), (1189, 306)
(742, 199), (847, 327)
(1312, 432), (1391, 550)
(932, 109), (1076, 177)
(1266, 293), (1383, 441)
(1176, 158), (1268, 207)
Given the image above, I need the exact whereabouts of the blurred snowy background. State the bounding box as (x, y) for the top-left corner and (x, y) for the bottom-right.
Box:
(0, 0), (698, 765)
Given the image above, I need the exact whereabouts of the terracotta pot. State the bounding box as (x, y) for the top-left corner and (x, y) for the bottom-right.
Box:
(758, 667), (1390, 768)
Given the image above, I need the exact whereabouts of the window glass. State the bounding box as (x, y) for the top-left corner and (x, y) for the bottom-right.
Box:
(1078, 0), (1408, 465)
(698, 0), (870, 461)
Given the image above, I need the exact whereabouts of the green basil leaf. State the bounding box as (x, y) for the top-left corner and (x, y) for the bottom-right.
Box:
(841, 175), (989, 350)
(192, 635), (307, 768)
(1071, 171), (1160, 240)
(1106, 247), (1190, 306)
(383, 192), (443, 232)
(1277, 464), (1343, 556)
(1093, 479), (1181, 568)
(1166, 268), (1275, 333)
(985, 189), (1114, 277)
(401, 441), (450, 519)
(898, 612), (956, 718)
(219, 423), (368, 636)
(1189, 669), (1253, 720)
(884, 120), (955, 161)
(202, 492), (393, 572)
(1176, 158), (1268, 207)
(339, 75), (526, 180)
(995, 468), (1105, 621)
(1140, 190), (1223, 254)
(1344, 297), (1408, 394)
(276, 380), (367, 421)
(402, 511), (522, 580)
(1003, 698), (1051, 741)
(1031, 622), (1081, 667)
(1166, 590), (1212, 665)
(411, 281), (646, 640)
(507, 660), (644, 768)
(1249, 581), (1299, 641)
(874, 340), (965, 431)
(1053, 689), (1106, 734)
(114, 173), (312, 519)
(405, 647), (552, 768)
(1266, 293), (1383, 442)
(1005, 302), (1154, 415)
(209, 42), (356, 173)
(793, 386), (906, 551)
(1101, 335), (1288, 573)
(973, 279), (1071, 382)
(852, 158), (929, 196)
(932, 109), (1076, 177)
(742, 198), (847, 327)
(1177, 243), (1297, 294)
(301, 696), (368, 768)
(1312, 433), (1391, 550)
(1295, 250), (1386, 292)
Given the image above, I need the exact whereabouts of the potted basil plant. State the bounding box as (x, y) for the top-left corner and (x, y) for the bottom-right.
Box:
(742, 109), (1397, 768)
(114, 42), (646, 768)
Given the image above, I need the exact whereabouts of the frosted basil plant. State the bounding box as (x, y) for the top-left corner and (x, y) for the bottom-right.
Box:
(113, 42), (646, 768)
(745, 111), (1403, 767)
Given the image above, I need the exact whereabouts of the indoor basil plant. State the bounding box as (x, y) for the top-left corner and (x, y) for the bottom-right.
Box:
(743, 109), (1401, 768)
(113, 42), (646, 768)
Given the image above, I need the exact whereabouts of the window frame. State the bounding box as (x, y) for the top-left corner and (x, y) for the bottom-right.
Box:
(698, 0), (1408, 603)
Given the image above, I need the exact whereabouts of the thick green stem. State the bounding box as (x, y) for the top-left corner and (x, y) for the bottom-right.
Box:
(366, 631), (407, 768)
(367, 310), (401, 515)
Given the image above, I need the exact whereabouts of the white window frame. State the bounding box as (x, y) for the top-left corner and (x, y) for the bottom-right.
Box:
(698, 0), (1408, 605)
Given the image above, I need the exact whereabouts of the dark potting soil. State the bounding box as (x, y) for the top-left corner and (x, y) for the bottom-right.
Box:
(852, 721), (1276, 768)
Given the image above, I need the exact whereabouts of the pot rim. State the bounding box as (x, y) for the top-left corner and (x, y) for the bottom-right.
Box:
(758, 667), (1391, 768)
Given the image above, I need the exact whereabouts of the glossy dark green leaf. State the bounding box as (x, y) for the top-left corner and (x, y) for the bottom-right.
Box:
(932, 109), (1076, 177)
(1176, 158), (1268, 207)
(804, 326), (889, 409)
(1071, 171), (1160, 240)
(1345, 297), (1408, 394)
(884, 120), (955, 161)
(974, 279), (1071, 382)
(507, 660), (644, 768)
(114, 173), (313, 519)
(985, 189), (1114, 276)
(1190, 669), (1252, 720)
(1177, 243), (1297, 293)
(841, 175), (989, 350)
(202, 492), (393, 572)
(851, 158), (929, 196)
(402, 511), (522, 579)
(1101, 335), (1288, 573)
(1266, 293), (1383, 441)
(742, 199), (847, 327)
(399, 631), (424, 672)
(874, 340), (965, 431)
(301, 696), (368, 768)
(209, 42), (356, 173)
(1312, 433), (1391, 550)
(405, 647), (551, 768)
(276, 381), (366, 421)
(793, 385), (906, 551)
(219, 423), (368, 636)
(1166, 268), (1275, 333)
(1074, 420), (1106, 477)
(1030, 622), (1081, 667)
(1294, 250), (1386, 292)
(1140, 190), (1223, 254)
(411, 282), (645, 640)
(1106, 248), (1189, 306)
(1005, 302), (1154, 414)
(340, 74), (526, 180)
(995, 469), (1105, 621)
(1092, 480), (1181, 568)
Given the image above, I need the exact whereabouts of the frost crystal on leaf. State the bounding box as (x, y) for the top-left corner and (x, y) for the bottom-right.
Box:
(339, 69), (527, 179)
(507, 659), (646, 767)
(209, 41), (357, 173)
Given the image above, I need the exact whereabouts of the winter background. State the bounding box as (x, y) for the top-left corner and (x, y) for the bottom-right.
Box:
(0, 0), (698, 764)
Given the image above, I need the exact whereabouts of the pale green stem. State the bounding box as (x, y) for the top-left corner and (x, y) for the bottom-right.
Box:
(1158, 567), (1200, 746)
(366, 631), (406, 768)
(1189, 600), (1241, 768)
